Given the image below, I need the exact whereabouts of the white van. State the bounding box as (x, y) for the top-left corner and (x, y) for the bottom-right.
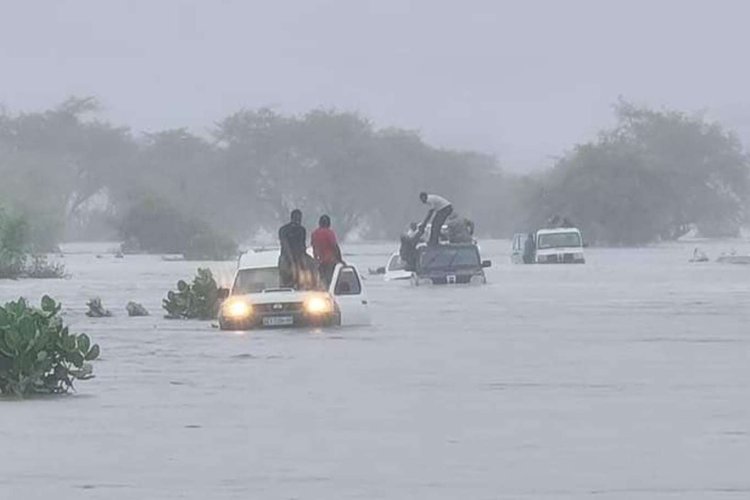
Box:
(512, 228), (586, 264)
(218, 249), (371, 330)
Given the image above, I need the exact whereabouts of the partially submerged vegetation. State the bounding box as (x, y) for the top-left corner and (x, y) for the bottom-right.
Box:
(85, 298), (112, 318)
(24, 255), (66, 279)
(0, 211), (66, 279)
(120, 197), (237, 260)
(0, 296), (100, 397)
(126, 302), (149, 317)
(163, 268), (221, 320)
(0, 210), (27, 279)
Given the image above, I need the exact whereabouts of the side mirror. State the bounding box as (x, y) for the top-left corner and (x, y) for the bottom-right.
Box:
(582, 242), (589, 248)
(481, 260), (492, 268)
(217, 288), (230, 300)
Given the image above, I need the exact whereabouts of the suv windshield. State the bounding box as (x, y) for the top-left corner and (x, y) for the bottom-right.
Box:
(232, 267), (280, 294)
(420, 246), (479, 271)
(537, 232), (582, 249)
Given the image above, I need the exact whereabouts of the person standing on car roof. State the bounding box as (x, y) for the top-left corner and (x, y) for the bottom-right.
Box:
(278, 209), (307, 288)
(311, 214), (343, 287)
(419, 192), (453, 246)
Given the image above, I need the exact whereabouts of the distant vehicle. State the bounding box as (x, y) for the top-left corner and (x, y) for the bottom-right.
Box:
(218, 249), (371, 330)
(689, 247), (709, 263)
(512, 228), (586, 264)
(412, 243), (491, 285)
(716, 253), (750, 265)
(383, 252), (412, 281)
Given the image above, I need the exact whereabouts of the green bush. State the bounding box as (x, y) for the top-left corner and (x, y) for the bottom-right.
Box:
(183, 231), (238, 261)
(120, 197), (237, 260)
(86, 298), (112, 318)
(24, 255), (66, 279)
(126, 301), (149, 317)
(163, 268), (220, 320)
(0, 211), (29, 279)
(0, 296), (100, 397)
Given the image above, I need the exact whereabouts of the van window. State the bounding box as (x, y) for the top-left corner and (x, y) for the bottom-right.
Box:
(335, 267), (361, 295)
(420, 246), (480, 270)
(537, 232), (582, 249)
(232, 267), (280, 294)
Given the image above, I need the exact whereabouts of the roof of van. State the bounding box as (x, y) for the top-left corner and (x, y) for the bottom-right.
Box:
(536, 227), (581, 235)
(238, 248), (281, 269)
(237, 247), (316, 270)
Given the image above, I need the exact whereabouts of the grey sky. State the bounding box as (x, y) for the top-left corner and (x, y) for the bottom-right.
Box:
(1, 0), (749, 171)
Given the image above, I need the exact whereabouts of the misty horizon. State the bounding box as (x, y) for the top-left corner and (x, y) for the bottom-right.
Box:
(3, 0), (750, 171)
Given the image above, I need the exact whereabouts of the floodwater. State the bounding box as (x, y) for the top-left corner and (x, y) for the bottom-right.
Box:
(1, 239), (749, 499)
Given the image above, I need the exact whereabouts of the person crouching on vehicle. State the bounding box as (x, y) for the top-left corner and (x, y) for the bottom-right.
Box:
(419, 192), (453, 246)
(311, 214), (343, 287)
(399, 222), (425, 271)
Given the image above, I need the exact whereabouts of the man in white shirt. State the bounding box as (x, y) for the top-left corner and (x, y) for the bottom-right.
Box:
(419, 192), (453, 245)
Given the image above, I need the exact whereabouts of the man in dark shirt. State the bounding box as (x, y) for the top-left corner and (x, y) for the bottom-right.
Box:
(278, 209), (307, 288)
(311, 214), (343, 287)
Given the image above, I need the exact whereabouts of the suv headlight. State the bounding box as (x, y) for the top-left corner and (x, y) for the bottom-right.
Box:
(304, 295), (333, 315)
(224, 299), (252, 319)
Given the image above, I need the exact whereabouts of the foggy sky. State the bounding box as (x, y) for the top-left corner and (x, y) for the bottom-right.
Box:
(2, 0), (749, 171)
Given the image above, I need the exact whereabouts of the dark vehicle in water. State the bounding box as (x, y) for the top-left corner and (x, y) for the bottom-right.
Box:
(412, 243), (491, 285)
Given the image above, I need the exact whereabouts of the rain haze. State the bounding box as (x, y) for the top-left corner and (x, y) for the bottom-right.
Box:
(1, 2), (749, 500)
(2, 0), (750, 169)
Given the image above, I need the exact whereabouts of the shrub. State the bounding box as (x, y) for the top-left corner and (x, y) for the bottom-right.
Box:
(163, 268), (220, 319)
(24, 255), (66, 279)
(0, 296), (100, 397)
(126, 301), (149, 317)
(0, 212), (29, 279)
(119, 197), (237, 260)
(86, 298), (112, 318)
(183, 231), (238, 261)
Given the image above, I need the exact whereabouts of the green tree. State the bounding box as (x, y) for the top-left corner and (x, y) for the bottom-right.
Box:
(531, 101), (750, 245)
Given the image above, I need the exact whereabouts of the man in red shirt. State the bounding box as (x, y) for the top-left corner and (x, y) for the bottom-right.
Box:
(311, 214), (343, 287)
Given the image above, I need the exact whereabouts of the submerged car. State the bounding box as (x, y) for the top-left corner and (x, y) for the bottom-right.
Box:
(383, 252), (413, 282)
(512, 227), (586, 264)
(412, 243), (491, 285)
(218, 249), (371, 330)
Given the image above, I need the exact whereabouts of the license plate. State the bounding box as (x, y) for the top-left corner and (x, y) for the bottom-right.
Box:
(262, 316), (294, 327)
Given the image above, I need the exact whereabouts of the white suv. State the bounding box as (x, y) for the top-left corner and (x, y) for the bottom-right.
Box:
(218, 249), (371, 330)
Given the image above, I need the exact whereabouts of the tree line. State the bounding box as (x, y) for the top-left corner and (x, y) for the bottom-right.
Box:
(0, 96), (747, 255)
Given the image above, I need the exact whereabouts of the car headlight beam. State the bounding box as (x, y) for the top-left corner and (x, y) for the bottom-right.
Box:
(225, 299), (252, 319)
(305, 295), (333, 315)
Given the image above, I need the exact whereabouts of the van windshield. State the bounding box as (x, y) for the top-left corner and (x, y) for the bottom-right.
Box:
(420, 246), (479, 270)
(537, 232), (582, 249)
(232, 267), (280, 294)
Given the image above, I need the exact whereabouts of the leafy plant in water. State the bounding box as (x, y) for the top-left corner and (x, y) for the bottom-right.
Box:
(163, 268), (220, 319)
(86, 298), (112, 318)
(126, 301), (149, 317)
(0, 296), (100, 396)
